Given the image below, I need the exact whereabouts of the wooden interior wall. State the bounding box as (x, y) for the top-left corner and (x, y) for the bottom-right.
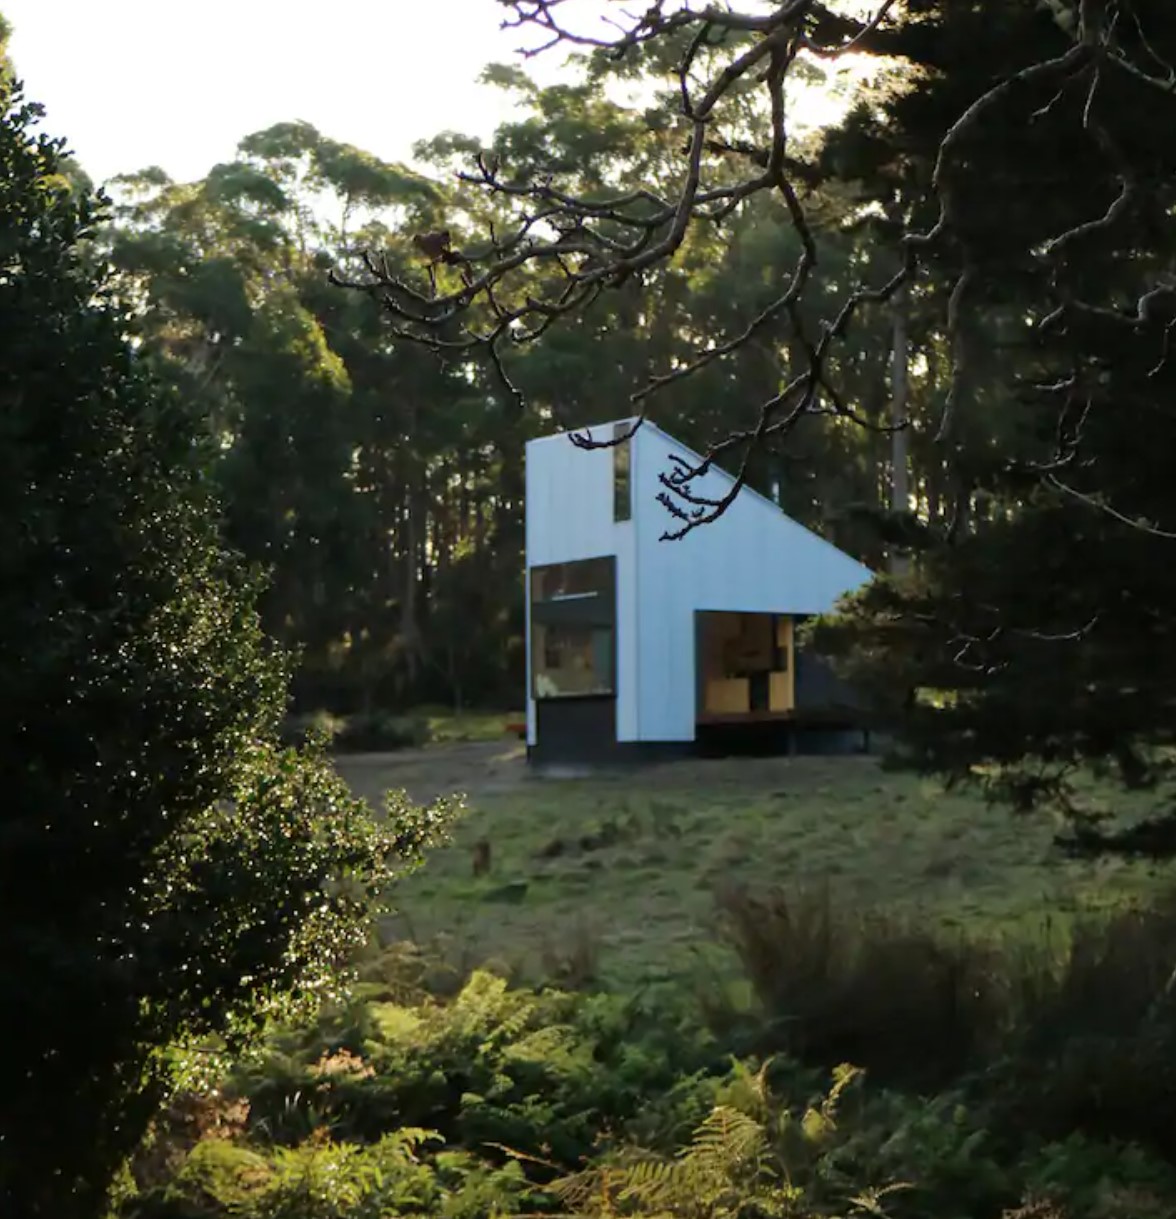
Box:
(771, 617), (795, 712)
(697, 612), (795, 718)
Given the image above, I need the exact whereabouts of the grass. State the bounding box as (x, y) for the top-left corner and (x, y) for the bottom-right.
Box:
(335, 746), (1175, 990)
(415, 705), (525, 745)
(282, 706), (524, 753)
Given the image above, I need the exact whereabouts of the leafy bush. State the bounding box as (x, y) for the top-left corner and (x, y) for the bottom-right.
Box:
(556, 1057), (1176, 1219)
(132, 1128), (538, 1219)
(281, 707), (517, 752)
(278, 709), (347, 748)
(277, 711), (426, 753)
(229, 970), (720, 1163)
(332, 712), (429, 753)
(0, 75), (456, 1219)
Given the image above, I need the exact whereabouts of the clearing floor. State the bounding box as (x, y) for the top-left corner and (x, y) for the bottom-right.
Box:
(335, 741), (1172, 988)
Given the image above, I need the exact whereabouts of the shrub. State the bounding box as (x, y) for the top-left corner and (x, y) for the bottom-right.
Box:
(229, 970), (720, 1167)
(0, 76), (455, 1219)
(278, 710), (347, 748)
(333, 712), (429, 753)
(714, 884), (1011, 1087)
(718, 881), (1176, 1160)
(122, 968), (1176, 1219)
(132, 1128), (538, 1219)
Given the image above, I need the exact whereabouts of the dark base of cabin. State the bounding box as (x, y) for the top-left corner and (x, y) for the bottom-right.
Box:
(694, 719), (871, 758)
(526, 740), (695, 772)
(528, 702), (877, 765)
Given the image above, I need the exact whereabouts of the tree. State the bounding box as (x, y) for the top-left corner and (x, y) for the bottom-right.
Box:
(0, 80), (453, 1218)
(0, 12), (11, 80)
(801, 0), (1176, 848)
(334, 0), (918, 534)
(337, 0), (1176, 846)
(106, 124), (537, 714)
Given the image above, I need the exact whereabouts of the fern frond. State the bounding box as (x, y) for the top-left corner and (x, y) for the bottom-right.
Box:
(550, 1165), (606, 1211)
(553, 1106), (775, 1217)
(823, 1064), (864, 1120)
(617, 1157), (684, 1207)
(848, 1181), (915, 1216)
(684, 1104), (767, 1174)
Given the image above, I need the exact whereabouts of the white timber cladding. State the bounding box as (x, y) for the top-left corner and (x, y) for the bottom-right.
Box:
(524, 423), (638, 745)
(524, 419), (872, 747)
(631, 422), (872, 742)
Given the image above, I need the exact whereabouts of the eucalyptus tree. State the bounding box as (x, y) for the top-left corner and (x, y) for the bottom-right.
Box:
(338, 0), (1176, 846)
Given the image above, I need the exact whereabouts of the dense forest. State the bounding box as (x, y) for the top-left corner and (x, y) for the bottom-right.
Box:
(92, 1), (1176, 821)
(9, 1), (1176, 1216)
(88, 45), (944, 716)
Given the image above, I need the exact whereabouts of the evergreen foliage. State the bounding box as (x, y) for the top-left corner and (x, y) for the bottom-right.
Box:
(0, 75), (455, 1218)
(122, 957), (1176, 1219)
(807, 1), (1176, 846)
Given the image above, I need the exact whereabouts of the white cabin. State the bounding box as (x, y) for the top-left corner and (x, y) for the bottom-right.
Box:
(524, 419), (873, 764)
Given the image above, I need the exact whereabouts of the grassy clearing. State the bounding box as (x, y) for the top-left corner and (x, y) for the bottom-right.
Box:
(336, 745), (1173, 990)
(416, 706), (525, 744)
(282, 705), (524, 752)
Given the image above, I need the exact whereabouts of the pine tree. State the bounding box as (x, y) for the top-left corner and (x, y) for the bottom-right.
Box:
(812, 1), (1176, 847)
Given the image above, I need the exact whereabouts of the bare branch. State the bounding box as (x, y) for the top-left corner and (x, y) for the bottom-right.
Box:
(330, 0), (1173, 544)
(934, 265), (975, 445)
(1047, 474), (1176, 540)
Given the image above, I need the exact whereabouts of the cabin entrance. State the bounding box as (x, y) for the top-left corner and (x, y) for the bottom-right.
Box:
(695, 611), (795, 722)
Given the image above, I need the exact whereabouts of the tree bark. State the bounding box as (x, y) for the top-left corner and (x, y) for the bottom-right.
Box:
(889, 282), (912, 576)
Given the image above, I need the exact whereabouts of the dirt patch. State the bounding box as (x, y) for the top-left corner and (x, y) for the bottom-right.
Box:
(335, 740), (882, 808)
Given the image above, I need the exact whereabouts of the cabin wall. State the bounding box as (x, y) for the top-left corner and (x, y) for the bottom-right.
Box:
(524, 426), (638, 746)
(631, 425), (872, 743)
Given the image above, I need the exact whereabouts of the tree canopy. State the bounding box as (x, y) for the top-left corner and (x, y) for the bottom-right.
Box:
(339, 0), (1176, 848)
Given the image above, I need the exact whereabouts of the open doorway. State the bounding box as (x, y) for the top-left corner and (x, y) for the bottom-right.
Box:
(696, 611), (795, 722)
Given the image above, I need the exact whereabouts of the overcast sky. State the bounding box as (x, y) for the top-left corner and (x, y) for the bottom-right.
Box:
(3, 0), (581, 184)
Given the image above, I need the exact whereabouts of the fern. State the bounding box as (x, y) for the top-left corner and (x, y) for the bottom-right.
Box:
(845, 1183), (915, 1217)
(682, 1105), (768, 1180)
(448, 971), (538, 1046)
(618, 1157), (684, 1207)
(546, 1066), (918, 1219)
(552, 1103), (773, 1217)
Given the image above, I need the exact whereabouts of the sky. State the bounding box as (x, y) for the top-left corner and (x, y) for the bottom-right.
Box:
(4, 0), (872, 187)
(3, 0), (579, 184)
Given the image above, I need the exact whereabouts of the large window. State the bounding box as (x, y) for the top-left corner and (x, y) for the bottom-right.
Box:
(532, 623), (614, 698)
(697, 612), (795, 716)
(530, 556), (616, 700)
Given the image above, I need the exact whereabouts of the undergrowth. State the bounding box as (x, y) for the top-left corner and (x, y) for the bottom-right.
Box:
(712, 884), (1176, 1161)
(116, 883), (1176, 1219)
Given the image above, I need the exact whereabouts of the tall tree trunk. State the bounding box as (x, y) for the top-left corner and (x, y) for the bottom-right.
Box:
(398, 411), (424, 693)
(401, 488), (421, 689)
(889, 283), (911, 576)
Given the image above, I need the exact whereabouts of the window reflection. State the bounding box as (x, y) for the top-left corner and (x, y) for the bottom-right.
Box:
(532, 624), (614, 698)
(613, 422), (631, 522)
(531, 558), (612, 603)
